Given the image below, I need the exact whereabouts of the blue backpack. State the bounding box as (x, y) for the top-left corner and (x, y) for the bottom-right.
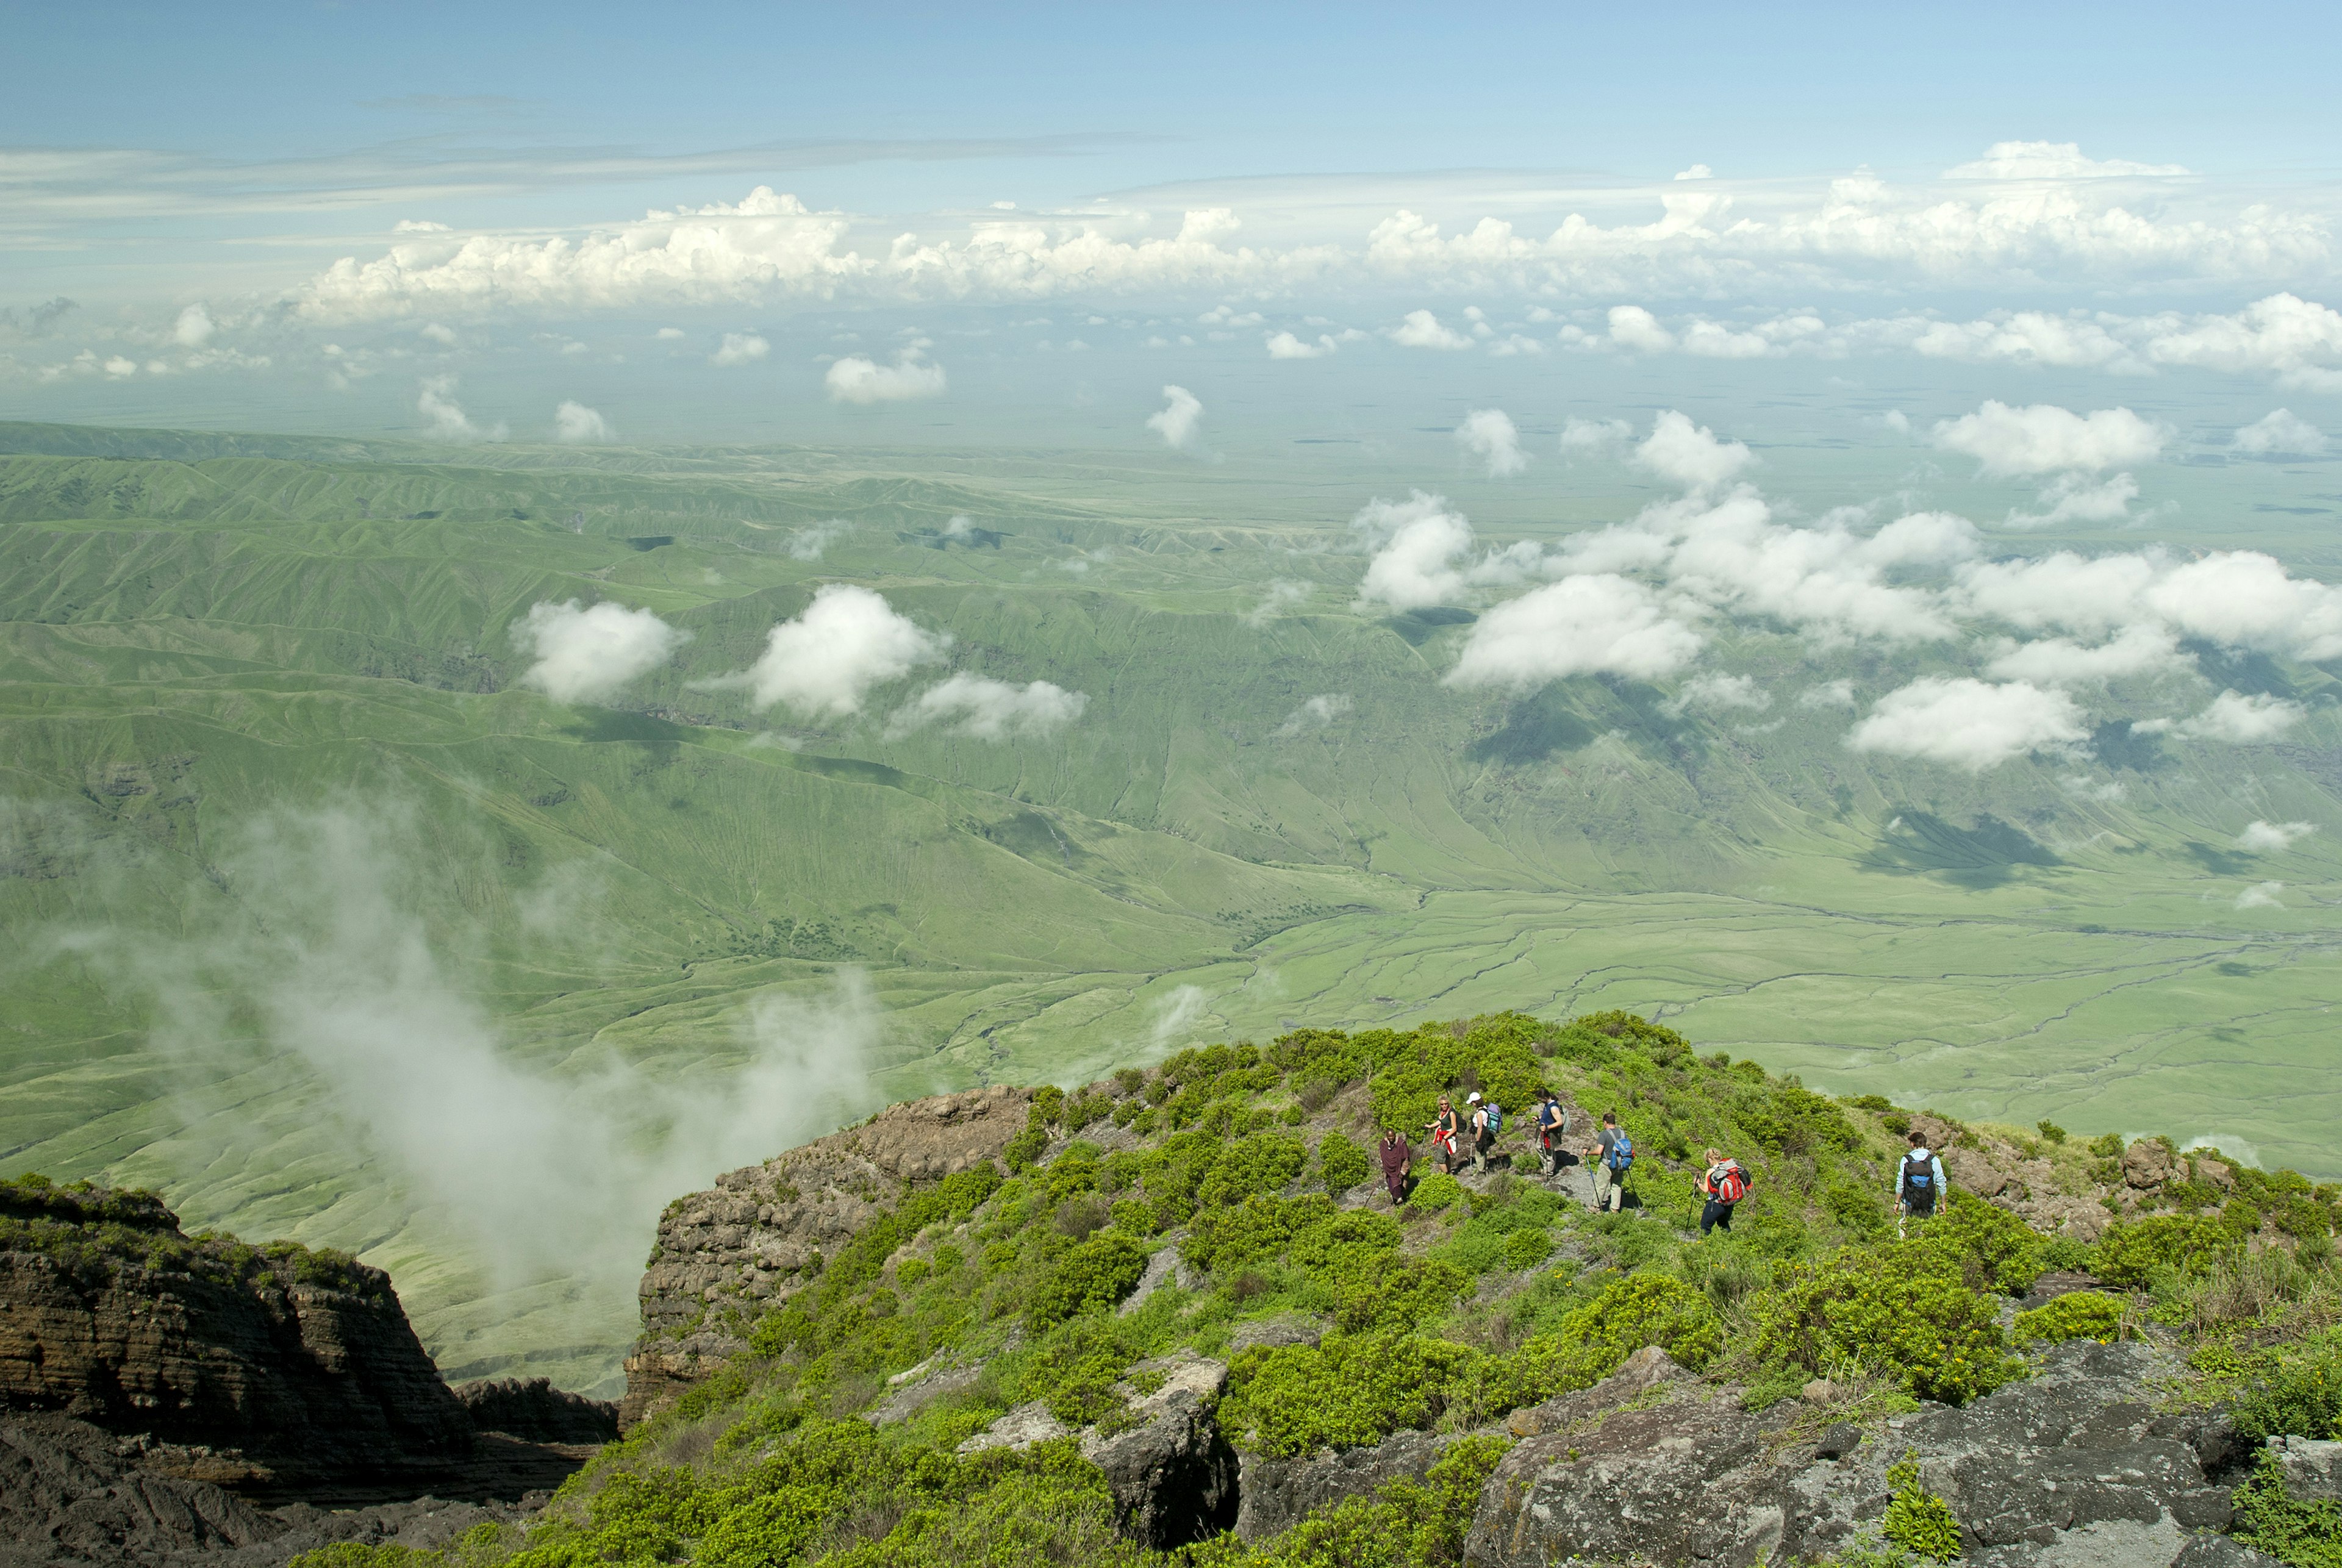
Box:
(1483, 1101), (1503, 1133)
(1900, 1150), (1936, 1196)
(1606, 1131), (1634, 1173)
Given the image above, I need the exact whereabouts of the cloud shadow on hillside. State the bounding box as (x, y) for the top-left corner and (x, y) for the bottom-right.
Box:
(1860, 809), (2061, 888)
(1467, 687), (1596, 765)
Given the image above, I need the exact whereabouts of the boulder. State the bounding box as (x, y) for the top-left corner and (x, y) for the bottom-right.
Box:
(1119, 1244), (1187, 1317)
(2265, 1434), (2342, 1502)
(2193, 1159), (2238, 1192)
(1503, 1346), (1683, 1437)
(1227, 1315), (1326, 1355)
(2019, 1271), (2115, 1312)
(1236, 1430), (1455, 1542)
(956, 1401), (1071, 1455)
(1079, 1353), (1234, 1548)
(1944, 1145), (2010, 1198)
(2172, 1533), (2289, 1566)
(2125, 1140), (2178, 1190)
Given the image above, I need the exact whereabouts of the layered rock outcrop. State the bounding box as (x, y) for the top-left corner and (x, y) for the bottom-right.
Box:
(622, 1086), (1030, 1425)
(0, 1180), (470, 1489)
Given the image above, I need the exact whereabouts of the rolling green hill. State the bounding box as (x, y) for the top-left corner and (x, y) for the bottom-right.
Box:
(2, 420), (2337, 1393)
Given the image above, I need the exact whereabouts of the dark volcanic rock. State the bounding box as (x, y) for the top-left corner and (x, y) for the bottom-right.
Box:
(1079, 1353), (1236, 1550)
(0, 1181), (470, 1488)
(453, 1379), (617, 1445)
(1464, 1339), (2259, 1568)
(1236, 1430), (1458, 1542)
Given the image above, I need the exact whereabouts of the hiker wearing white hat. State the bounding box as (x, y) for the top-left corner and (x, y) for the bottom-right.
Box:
(1466, 1091), (1498, 1173)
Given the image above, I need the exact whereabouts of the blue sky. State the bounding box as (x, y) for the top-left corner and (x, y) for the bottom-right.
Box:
(6, 1), (2342, 447)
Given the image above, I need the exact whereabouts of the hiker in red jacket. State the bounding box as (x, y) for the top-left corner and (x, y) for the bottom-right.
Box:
(1426, 1097), (1463, 1175)
(1378, 1128), (1413, 1205)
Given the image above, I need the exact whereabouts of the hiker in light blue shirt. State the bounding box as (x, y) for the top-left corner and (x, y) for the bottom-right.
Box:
(1895, 1131), (1947, 1225)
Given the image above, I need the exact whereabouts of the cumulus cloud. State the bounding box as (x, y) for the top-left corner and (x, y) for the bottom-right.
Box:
(1943, 141), (2190, 180)
(1456, 408), (1528, 476)
(1846, 676), (2088, 771)
(706, 584), (948, 718)
(711, 331), (769, 366)
(1265, 328), (1362, 359)
(173, 304), (215, 347)
(2232, 409), (2327, 455)
(1245, 579), (1310, 626)
(1954, 546), (2342, 660)
(787, 519), (850, 561)
(1931, 401), (2166, 476)
(511, 600), (689, 704)
(1982, 625), (2187, 686)
(420, 321), (458, 346)
(2007, 471), (2141, 528)
(2235, 881), (2285, 909)
(1145, 384), (1205, 451)
(1663, 673), (1771, 716)
(2237, 820), (2316, 852)
(888, 672), (1087, 740)
(553, 400), (612, 443)
(1559, 417), (1632, 456)
(1274, 693), (1352, 736)
(826, 346), (945, 403)
(1353, 493), (1477, 610)
(1446, 574), (1704, 690)
(416, 374), (503, 440)
(1797, 679), (1858, 709)
(1633, 410), (1755, 491)
(1389, 309), (1473, 349)
(2159, 689), (2307, 743)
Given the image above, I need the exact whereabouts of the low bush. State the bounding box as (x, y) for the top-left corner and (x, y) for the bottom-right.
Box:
(1880, 1456), (1963, 1563)
(1317, 1132), (1371, 1197)
(2011, 1291), (2124, 1345)
(1221, 1333), (1482, 1457)
(2091, 1215), (2233, 1290)
(1026, 1233), (1148, 1330)
(2230, 1449), (2342, 1568)
(1754, 1239), (2016, 1403)
(2232, 1348), (2342, 1443)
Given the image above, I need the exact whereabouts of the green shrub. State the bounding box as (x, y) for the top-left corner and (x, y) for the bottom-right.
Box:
(1329, 1260), (1473, 1334)
(1239, 1433), (1512, 1568)
(1503, 1228), (1553, 1271)
(1410, 1174), (1464, 1212)
(1501, 1273), (1721, 1410)
(1430, 1226), (1505, 1275)
(1026, 1233), (1147, 1329)
(1754, 1239), (2016, 1403)
(1222, 1332), (1483, 1457)
(2091, 1215), (2232, 1289)
(2036, 1120), (2066, 1144)
(1928, 1190), (2050, 1293)
(1198, 1131), (1310, 1208)
(2011, 1291), (2124, 1345)
(1188, 1194), (1335, 1275)
(1318, 1132), (1372, 1196)
(1881, 1457), (1963, 1563)
(1288, 1208), (1403, 1284)
(2233, 1349), (2342, 1442)
(2086, 1133), (2125, 1159)
(2231, 1449), (2342, 1568)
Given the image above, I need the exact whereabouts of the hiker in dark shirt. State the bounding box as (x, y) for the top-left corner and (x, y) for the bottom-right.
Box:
(1378, 1128), (1413, 1205)
(1533, 1089), (1567, 1176)
(1426, 1097), (1463, 1175)
(1698, 1145), (1752, 1236)
(1589, 1111), (1628, 1213)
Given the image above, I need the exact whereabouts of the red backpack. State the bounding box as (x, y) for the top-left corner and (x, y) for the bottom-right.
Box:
(1708, 1161), (1750, 1204)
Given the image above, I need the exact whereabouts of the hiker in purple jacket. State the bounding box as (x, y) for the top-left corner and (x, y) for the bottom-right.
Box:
(1378, 1128), (1413, 1205)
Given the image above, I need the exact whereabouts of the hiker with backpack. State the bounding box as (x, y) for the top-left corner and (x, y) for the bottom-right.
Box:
(1426, 1097), (1463, 1176)
(1533, 1089), (1567, 1177)
(1896, 1131), (1948, 1233)
(1466, 1091), (1502, 1173)
(1589, 1111), (1630, 1212)
(1378, 1128), (1413, 1206)
(1698, 1146), (1750, 1236)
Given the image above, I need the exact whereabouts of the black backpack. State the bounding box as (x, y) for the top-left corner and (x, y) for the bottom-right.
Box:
(1900, 1150), (1936, 1197)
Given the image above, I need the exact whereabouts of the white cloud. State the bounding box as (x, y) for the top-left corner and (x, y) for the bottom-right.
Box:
(889, 672), (1087, 740)
(1930, 400), (2166, 476)
(1456, 407), (1528, 477)
(420, 321), (458, 346)
(553, 400), (612, 443)
(787, 518), (851, 561)
(1951, 545), (2342, 659)
(1559, 417), (1632, 457)
(511, 600), (689, 704)
(1664, 673), (1771, 716)
(1943, 141), (2190, 181)
(709, 584), (948, 718)
(711, 331), (770, 366)
(173, 304), (215, 348)
(1446, 574), (1705, 690)
(1633, 410), (1755, 491)
(1245, 579), (1309, 626)
(1146, 384), (1204, 450)
(1606, 304), (1675, 353)
(942, 514), (976, 541)
(1389, 309), (1472, 349)
(826, 346), (945, 403)
(1674, 164), (1714, 181)
(1982, 625), (2186, 686)
(2232, 409), (2328, 455)
(2235, 881), (2285, 909)
(1797, 679), (1857, 709)
(415, 374), (503, 441)
(393, 218), (451, 234)
(2007, 471), (2141, 528)
(1266, 329), (1331, 359)
(2165, 689), (2307, 743)
(1274, 693), (1353, 736)
(2237, 820), (2316, 852)
(1353, 493), (1476, 610)
(1846, 676), (2087, 771)
(655, 326), (686, 340)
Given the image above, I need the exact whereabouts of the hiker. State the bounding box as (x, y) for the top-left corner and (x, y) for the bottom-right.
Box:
(1378, 1128), (1413, 1206)
(1426, 1097), (1463, 1175)
(1466, 1091), (1499, 1173)
(1533, 1089), (1567, 1176)
(1698, 1146), (1750, 1236)
(1896, 1130), (1948, 1231)
(1589, 1111), (1630, 1213)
